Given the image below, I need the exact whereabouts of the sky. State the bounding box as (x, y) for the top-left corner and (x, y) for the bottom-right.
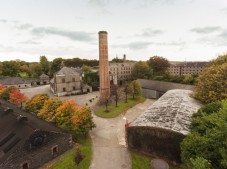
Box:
(0, 0), (227, 62)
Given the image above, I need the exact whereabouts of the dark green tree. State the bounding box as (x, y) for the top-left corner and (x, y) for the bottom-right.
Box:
(148, 56), (170, 75)
(1, 61), (20, 77)
(40, 56), (49, 75)
(50, 57), (63, 76)
(131, 61), (153, 79)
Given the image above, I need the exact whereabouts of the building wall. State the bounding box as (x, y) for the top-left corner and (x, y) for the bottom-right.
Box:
(54, 74), (81, 96)
(0, 131), (72, 169)
(127, 126), (184, 162)
(168, 62), (208, 76)
(6, 83), (31, 89)
(109, 62), (135, 82)
(99, 31), (110, 99)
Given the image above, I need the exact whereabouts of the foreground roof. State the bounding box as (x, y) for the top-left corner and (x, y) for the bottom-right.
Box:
(0, 99), (65, 162)
(130, 89), (202, 135)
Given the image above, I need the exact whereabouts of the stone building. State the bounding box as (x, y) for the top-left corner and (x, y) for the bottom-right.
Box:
(0, 77), (31, 89)
(168, 61), (208, 76)
(0, 99), (72, 169)
(127, 89), (202, 162)
(50, 67), (92, 97)
(109, 55), (135, 85)
(39, 73), (50, 85)
(98, 31), (110, 100)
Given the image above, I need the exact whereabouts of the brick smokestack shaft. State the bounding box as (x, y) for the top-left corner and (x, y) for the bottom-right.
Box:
(99, 31), (110, 100)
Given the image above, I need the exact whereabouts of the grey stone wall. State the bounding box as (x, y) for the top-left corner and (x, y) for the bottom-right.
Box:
(0, 131), (72, 169)
(127, 126), (184, 162)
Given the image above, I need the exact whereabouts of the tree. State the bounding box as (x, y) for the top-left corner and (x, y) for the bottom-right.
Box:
(187, 157), (211, 169)
(181, 99), (227, 168)
(55, 100), (95, 135)
(148, 56), (170, 75)
(131, 61), (153, 79)
(25, 94), (50, 113)
(0, 86), (17, 100)
(37, 98), (62, 122)
(1, 61), (20, 77)
(72, 106), (96, 135)
(50, 58), (63, 76)
(40, 56), (49, 75)
(124, 84), (130, 103)
(82, 64), (91, 74)
(9, 90), (27, 108)
(129, 80), (142, 99)
(194, 54), (227, 103)
(55, 100), (78, 130)
(29, 63), (42, 78)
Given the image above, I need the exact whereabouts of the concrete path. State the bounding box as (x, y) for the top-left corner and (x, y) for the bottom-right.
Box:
(90, 99), (155, 169)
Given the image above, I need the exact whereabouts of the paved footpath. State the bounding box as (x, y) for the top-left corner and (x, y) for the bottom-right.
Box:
(90, 99), (155, 169)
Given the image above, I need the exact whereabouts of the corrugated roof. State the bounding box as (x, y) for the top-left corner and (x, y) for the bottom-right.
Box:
(130, 89), (202, 135)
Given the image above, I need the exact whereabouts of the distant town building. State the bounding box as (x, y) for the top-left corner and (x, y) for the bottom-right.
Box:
(39, 73), (50, 85)
(168, 61), (209, 76)
(98, 31), (110, 100)
(0, 99), (72, 169)
(109, 61), (135, 85)
(0, 77), (31, 88)
(50, 67), (92, 97)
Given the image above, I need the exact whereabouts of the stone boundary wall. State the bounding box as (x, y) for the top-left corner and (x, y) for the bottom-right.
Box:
(138, 79), (194, 99)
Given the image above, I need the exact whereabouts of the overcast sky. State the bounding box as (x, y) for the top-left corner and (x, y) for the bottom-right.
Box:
(0, 0), (227, 62)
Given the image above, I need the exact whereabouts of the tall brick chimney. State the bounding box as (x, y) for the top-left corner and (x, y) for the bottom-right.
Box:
(98, 31), (110, 101)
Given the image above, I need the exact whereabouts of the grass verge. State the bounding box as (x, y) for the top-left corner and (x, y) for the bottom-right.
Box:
(95, 97), (146, 118)
(51, 136), (92, 169)
(131, 151), (181, 169)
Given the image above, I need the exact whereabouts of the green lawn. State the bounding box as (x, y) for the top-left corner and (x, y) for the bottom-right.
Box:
(51, 136), (92, 169)
(95, 97), (146, 118)
(131, 151), (181, 169)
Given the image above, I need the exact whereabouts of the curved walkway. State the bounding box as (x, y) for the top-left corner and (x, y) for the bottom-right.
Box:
(90, 99), (155, 169)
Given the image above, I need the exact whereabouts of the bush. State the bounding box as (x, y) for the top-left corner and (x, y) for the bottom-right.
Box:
(181, 99), (227, 168)
(194, 54), (227, 103)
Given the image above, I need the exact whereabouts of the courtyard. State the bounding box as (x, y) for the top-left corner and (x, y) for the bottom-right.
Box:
(20, 85), (156, 169)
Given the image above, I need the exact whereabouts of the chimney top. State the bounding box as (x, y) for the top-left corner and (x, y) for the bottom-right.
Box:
(99, 31), (108, 34)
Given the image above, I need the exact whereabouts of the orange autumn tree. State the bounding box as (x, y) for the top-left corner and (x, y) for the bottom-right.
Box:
(38, 98), (62, 122)
(55, 100), (95, 135)
(72, 106), (96, 135)
(25, 94), (50, 113)
(9, 89), (28, 108)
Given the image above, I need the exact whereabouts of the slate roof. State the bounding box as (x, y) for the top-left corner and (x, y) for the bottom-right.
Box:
(39, 73), (49, 79)
(56, 67), (82, 76)
(0, 99), (65, 163)
(0, 77), (30, 85)
(130, 89), (202, 135)
(170, 61), (208, 67)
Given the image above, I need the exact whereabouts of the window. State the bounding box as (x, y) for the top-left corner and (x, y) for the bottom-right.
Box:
(63, 88), (66, 92)
(72, 78), (75, 82)
(52, 145), (58, 155)
(62, 78), (65, 83)
(73, 86), (76, 90)
(21, 161), (29, 169)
